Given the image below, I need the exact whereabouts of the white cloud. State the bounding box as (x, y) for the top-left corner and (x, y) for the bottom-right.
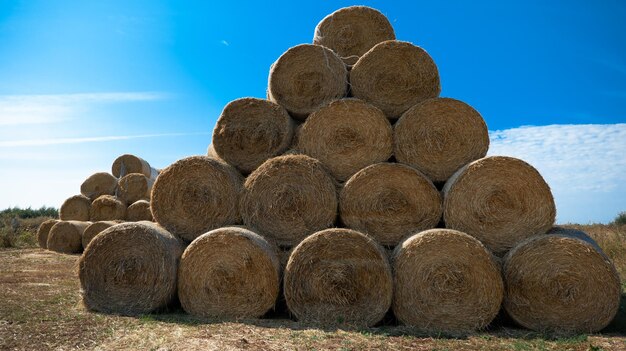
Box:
(221, 40), (229, 46)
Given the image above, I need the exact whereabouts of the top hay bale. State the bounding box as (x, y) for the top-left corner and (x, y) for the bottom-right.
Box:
(80, 172), (118, 200)
(313, 6), (395, 62)
(112, 154), (158, 179)
(268, 44), (348, 120)
(351, 40), (441, 120)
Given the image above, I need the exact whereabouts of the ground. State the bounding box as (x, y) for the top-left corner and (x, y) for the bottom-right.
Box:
(0, 224), (624, 350)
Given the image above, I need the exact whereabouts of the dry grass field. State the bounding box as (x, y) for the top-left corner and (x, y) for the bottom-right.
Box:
(0, 222), (624, 351)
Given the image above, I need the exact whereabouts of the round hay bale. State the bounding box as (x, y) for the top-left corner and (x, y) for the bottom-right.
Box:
(82, 220), (119, 249)
(297, 98), (393, 181)
(118, 173), (154, 205)
(213, 98), (295, 174)
(313, 6), (395, 60)
(126, 200), (153, 222)
(340, 163), (442, 246)
(59, 194), (91, 221)
(392, 229), (504, 333)
(241, 154), (337, 246)
(267, 44), (348, 120)
(37, 219), (59, 249)
(47, 220), (91, 254)
(443, 156), (556, 256)
(503, 232), (621, 334)
(151, 156), (243, 242)
(80, 172), (118, 200)
(351, 40), (440, 119)
(79, 221), (184, 315)
(112, 154), (158, 179)
(206, 143), (226, 163)
(89, 195), (126, 221)
(178, 226), (281, 318)
(394, 98), (489, 182)
(284, 228), (392, 326)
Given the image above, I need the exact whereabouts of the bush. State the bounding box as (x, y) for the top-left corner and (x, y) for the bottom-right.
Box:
(612, 211), (626, 226)
(0, 206), (58, 220)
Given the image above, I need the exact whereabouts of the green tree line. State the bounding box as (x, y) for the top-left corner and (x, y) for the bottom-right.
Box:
(0, 206), (59, 219)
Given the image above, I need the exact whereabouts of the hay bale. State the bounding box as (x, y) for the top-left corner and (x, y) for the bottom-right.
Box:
(89, 195), (126, 221)
(79, 221), (184, 315)
(118, 173), (154, 205)
(80, 172), (118, 200)
(392, 229), (503, 333)
(59, 194), (91, 221)
(313, 6), (395, 61)
(213, 98), (295, 174)
(241, 154), (337, 246)
(267, 44), (348, 120)
(112, 154), (158, 179)
(350, 40), (440, 119)
(47, 220), (90, 254)
(126, 200), (153, 222)
(151, 156), (243, 242)
(394, 98), (489, 182)
(503, 231), (621, 334)
(37, 219), (59, 249)
(443, 156), (556, 256)
(206, 143), (227, 163)
(340, 163), (442, 246)
(178, 226), (281, 318)
(284, 228), (392, 327)
(82, 220), (119, 249)
(297, 98), (393, 181)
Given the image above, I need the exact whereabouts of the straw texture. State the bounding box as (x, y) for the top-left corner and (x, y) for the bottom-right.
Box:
(59, 195), (91, 221)
(90, 195), (126, 221)
(47, 220), (90, 254)
(80, 172), (118, 200)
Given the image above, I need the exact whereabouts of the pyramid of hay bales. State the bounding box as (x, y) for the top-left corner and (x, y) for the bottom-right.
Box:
(62, 6), (621, 335)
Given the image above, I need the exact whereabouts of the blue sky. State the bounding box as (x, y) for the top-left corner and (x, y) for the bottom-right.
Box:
(0, 1), (624, 223)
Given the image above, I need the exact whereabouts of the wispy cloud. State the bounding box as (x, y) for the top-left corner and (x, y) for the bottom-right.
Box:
(221, 40), (229, 46)
(0, 132), (210, 147)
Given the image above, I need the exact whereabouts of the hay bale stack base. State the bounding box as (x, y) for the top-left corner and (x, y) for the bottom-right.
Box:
(59, 195), (91, 221)
(126, 200), (153, 222)
(82, 221), (119, 249)
(90, 195), (126, 221)
(37, 219), (59, 249)
(47, 221), (91, 254)
(80, 172), (118, 200)
(118, 173), (154, 205)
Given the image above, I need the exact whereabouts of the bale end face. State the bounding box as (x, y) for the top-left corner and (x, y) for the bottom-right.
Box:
(59, 195), (91, 221)
(37, 219), (59, 249)
(47, 221), (90, 254)
(89, 195), (126, 221)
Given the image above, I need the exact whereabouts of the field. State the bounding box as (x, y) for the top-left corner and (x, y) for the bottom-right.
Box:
(0, 220), (624, 350)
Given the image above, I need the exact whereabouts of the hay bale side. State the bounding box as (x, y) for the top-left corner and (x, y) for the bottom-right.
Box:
(313, 6), (395, 60)
(503, 232), (621, 334)
(206, 143), (227, 163)
(350, 40), (440, 119)
(297, 98), (393, 181)
(178, 226), (281, 318)
(37, 219), (59, 249)
(340, 163), (442, 246)
(284, 228), (392, 327)
(126, 200), (153, 222)
(47, 220), (90, 254)
(89, 195), (127, 221)
(59, 195), (91, 221)
(268, 44), (348, 120)
(79, 221), (184, 315)
(151, 156), (243, 242)
(394, 98), (489, 182)
(443, 156), (556, 256)
(213, 98), (295, 174)
(80, 172), (118, 200)
(112, 154), (158, 179)
(241, 154), (337, 246)
(82, 221), (119, 249)
(118, 173), (154, 205)
(392, 229), (503, 333)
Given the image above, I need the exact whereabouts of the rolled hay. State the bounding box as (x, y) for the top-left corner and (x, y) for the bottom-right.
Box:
(79, 221), (184, 315)
(297, 98), (393, 181)
(118, 173), (154, 205)
(82, 221), (119, 249)
(126, 200), (153, 222)
(241, 154), (337, 246)
(267, 44), (348, 120)
(47, 220), (91, 254)
(151, 156), (243, 242)
(313, 6), (396, 60)
(394, 98), (489, 182)
(89, 195), (126, 221)
(112, 154), (158, 179)
(392, 229), (504, 333)
(339, 163), (442, 246)
(350, 40), (441, 120)
(37, 219), (59, 249)
(442, 156), (556, 256)
(178, 226), (281, 318)
(503, 232), (621, 334)
(206, 143), (226, 163)
(59, 194), (91, 221)
(212, 98), (295, 174)
(284, 228), (392, 327)
(80, 172), (118, 200)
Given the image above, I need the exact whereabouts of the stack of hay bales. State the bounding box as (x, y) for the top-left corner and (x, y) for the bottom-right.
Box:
(76, 5), (621, 335)
(41, 154), (158, 254)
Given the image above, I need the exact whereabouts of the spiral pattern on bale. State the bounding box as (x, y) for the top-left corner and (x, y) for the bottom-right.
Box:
(59, 194), (91, 221)
(118, 173), (153, 205)
(47, 220), (91, 254)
